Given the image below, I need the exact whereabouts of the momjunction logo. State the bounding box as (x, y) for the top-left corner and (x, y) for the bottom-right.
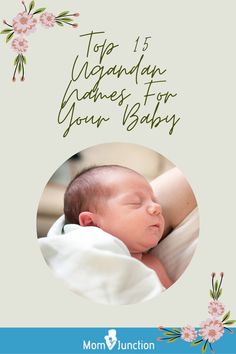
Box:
(82, 329), (155, 351)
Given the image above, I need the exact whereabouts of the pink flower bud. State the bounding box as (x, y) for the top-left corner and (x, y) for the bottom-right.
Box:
(72, 13), (80, 17)
(157, 337), (162, 341)
(21, 76), (25, 82)
(211, 272), (216, 278)
(12, 76), (16, 82)
(220, 272), (224, 278)
(72, 23), (78, 28)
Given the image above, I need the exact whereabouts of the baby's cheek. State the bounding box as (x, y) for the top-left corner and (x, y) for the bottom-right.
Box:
(161, 216), (165, 229)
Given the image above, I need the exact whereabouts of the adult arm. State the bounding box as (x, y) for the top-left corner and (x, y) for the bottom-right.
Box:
(150, 167), (197, 238)
(142, 254), (173, 288)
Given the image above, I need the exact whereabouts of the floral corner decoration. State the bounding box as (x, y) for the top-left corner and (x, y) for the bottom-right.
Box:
(157, 273), (235, 353)
(0, 1), (80, 81)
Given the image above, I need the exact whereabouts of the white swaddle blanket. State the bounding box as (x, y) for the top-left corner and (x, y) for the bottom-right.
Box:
(39, 216), (163, 305)
(39, 208), (199, 305)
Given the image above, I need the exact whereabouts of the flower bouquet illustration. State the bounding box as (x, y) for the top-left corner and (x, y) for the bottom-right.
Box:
(0, 1), (80, 81)
(158, 273), (235, 353)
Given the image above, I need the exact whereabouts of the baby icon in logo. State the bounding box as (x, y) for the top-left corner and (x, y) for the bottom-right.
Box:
(104, 329), (117, 350)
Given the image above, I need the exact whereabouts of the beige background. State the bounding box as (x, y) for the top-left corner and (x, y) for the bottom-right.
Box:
(0, 0), (235, 326)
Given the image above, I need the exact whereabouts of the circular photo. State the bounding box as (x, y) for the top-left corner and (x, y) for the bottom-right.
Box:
(37, 142), (199, 305)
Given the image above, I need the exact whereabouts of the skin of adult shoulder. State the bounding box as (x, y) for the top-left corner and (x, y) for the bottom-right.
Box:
(150, 167), (197, 239)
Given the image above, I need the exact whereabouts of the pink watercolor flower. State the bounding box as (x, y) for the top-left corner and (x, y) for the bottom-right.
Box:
(13, 11), (37, 35)
(11, 36), (28, 54)
(40, 12), (56, 28)
(180, 326), (198, 342)
(199, 318), (224, 343)
(208, 300), (225, 317)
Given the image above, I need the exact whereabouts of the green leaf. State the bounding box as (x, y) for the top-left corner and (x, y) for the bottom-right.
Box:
(0, 28), (14, 34)
(210, 289), (214, 299)
(214, 280), (218, 292)
(14, 55), (20, 65)
(33, 7), (46, 15)
(222, 311), (230, 322)
(164, 332), (176, 336)
(202, 341), (208, 354)
(191, 339), (203, 346)
(18, 62), (22, 74)
(61, 17), (73, 23)
(29, 0), (35, 13)
(217, 288), (222, 298)
(56, 21), (64, 27)
(6, 31), (14, 43)
(57, 11), (69, 17)
(168, 337), (178, 343)
(224, 320), (236, 325)
(22, 55), (26, 64)
(172, 328), (181, 333)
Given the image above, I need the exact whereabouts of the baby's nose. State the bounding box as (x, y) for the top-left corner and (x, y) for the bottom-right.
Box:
(147, 202), (162, 215)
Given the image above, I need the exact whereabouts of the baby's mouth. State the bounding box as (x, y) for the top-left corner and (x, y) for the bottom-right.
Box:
(151, 222), (161, 228)
(149, 224), (161, 231)
(150, 215), (164, 229)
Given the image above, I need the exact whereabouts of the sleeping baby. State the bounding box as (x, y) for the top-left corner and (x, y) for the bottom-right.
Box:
(64, 164), (173, 289)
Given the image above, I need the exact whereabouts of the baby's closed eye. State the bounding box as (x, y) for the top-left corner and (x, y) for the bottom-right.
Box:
(126, 199), (143, 207)
(122, 197), (141, 205)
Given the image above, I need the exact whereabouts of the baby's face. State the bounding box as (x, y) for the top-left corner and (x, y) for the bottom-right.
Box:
(95, 171), (165, 254)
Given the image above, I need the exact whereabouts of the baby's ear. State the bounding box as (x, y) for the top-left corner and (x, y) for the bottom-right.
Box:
(79, 211), (97, 226)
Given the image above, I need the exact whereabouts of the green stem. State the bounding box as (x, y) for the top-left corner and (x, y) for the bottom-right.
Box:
(159, 327), (180, 335)
(224, 327), (234, 333)
(22, 2), (27, 12)
(211, 275), (216, 299)
(209, 342), (214, 353)
(60, 21), (74, 26)
(216, 274), (223, 299)
(21, 55), (25, 80)
(4, 21), (13, 27)
(12, 55), (19, 81)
